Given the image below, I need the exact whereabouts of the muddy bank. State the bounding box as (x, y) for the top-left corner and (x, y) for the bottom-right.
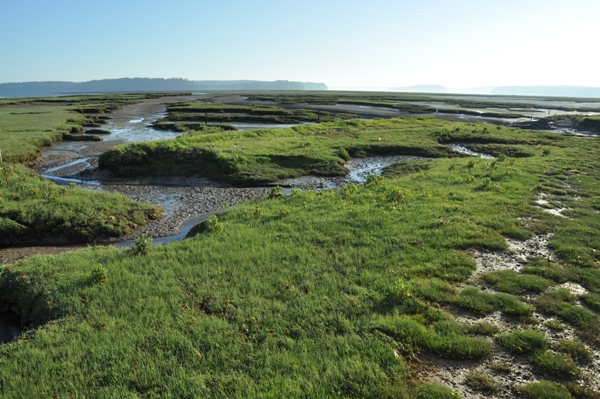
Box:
(103, 181), (269, 239)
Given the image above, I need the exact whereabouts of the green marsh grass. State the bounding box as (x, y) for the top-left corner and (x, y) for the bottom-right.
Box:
(0, 164), (161, 245)
(482, 270), (553, 294)
(557, 339), (593, 365)
(497, 330), (548, 355)
(1, 112), (600, 396)
(520, 380), (574, 399)
(532, 350), (580, 380)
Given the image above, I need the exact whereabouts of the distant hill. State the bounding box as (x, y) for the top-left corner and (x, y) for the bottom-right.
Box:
(491, 86), (600, 98)
(195, 80), (326, 91)
(0, 78), (327, 98)
(389, 85), (447, 93)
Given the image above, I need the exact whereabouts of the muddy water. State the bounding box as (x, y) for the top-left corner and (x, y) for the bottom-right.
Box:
(277, 155), (428, 190)
(448, 144), (494, 159)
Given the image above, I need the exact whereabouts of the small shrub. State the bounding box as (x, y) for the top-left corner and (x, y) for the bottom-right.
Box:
(252, 206), (263, 218)
(543, 149), (551, 156)
(90, 265), (108, 284)
(68, 182), (77, 189)
(532, 350), (580, 380)
(365, 174), (384, 187)
(467, 160), (476, 168)
(497, 153), (507, 162)
(131, 234), (153, 256)
(268, 186), (283, 198)
(497, 329), (548, 355)
(205, 215), (224, 233)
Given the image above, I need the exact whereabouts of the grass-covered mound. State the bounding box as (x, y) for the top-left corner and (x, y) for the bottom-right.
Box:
(100, 118), (561, 185)
(0, 164), (162, 245)
(4, 124), (600, 397)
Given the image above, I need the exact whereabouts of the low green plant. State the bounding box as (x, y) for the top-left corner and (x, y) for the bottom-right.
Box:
(205, 215), (224, 233)
(453, 287), (533, 316)
(532, 350), (580, 380)
(483, 270), (552, 294)
(580, 292), (600, 312)
(89, 264), (108, 284)
(465, 370), (499, 392)
(131, 234), (153, 256)
(267, 186), (283, 198)
(337, 148), (350, 161)
(252, 205), (263, 218)
(413, 278), (456, 304)
(489, 361), (512, 373)
(520, 380), (573, 399)
(279, 207), (291, 218)
(415, 382), (461, 399)
(535, 290), (600, 336)
(557, 339), (592, 365)
(544, 319), (566, 331)
(497, 330), (548, 355)
(467, 322), (500, 336)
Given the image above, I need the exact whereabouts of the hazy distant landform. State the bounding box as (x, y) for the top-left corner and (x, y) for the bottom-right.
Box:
(391, 84), (600, 98)
(0, 78), (327, 97)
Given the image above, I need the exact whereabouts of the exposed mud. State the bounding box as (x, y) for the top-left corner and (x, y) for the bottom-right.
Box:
(420, 228), (600, 397)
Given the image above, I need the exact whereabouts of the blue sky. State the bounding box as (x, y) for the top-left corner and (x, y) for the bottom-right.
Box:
(1, 0), (599, 89)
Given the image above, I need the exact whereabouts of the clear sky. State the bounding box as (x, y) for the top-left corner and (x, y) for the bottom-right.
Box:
(1, 0), (599, 89)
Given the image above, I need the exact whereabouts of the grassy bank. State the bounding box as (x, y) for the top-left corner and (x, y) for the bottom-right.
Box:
(99, 118), (560, 185)
(0, 164), (162, 245)
(0, 94), (171, 245)
(2, 115), (600, 396)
